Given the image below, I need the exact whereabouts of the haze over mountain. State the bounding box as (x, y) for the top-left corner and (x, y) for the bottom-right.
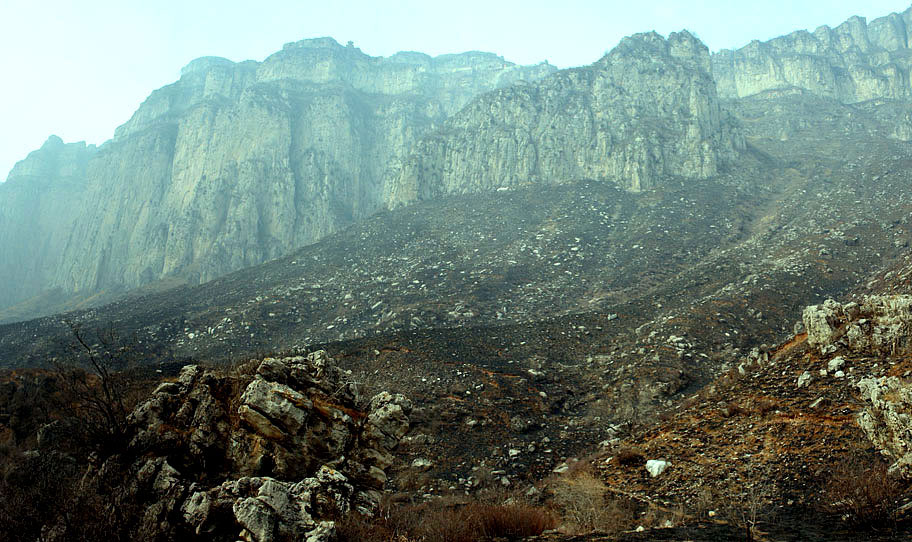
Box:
(0, 40), (554, 316)
(7, 4), (912, 541)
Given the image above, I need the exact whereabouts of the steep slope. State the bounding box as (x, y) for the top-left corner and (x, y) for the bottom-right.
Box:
(713, 7), (912, 103)
(0, 38), (555, 316)
(387, 31), (743, 205)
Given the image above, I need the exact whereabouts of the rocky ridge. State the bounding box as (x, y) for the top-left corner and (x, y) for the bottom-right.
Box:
(713, 6), (912, 103)
(0, 38), (554, 314)
(388, 31), (743, 205)
(54, 350), (410, 542)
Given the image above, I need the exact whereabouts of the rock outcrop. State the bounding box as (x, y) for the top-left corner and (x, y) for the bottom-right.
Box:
(858, 376), (912, 477)
(802, 295), (912, 354)
(79, 350), (410, 541)
(387, 31), (743, 205)
(712, 8), (912, 103)
(0, 38), (555, 315)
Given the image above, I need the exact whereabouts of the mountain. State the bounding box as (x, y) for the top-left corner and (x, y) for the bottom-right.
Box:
(388, 31), (742, 205)
(6, 7), (912, 541)
(0, 38), (554, 317)
(713, 7), (912, 103)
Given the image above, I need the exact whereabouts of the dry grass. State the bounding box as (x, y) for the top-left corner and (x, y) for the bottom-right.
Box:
(615, 446), (646, 467)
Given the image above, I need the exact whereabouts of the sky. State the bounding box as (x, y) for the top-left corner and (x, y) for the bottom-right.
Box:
(1, 0), (910, 181)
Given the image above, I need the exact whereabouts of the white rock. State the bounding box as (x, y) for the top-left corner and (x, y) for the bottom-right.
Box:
(797, 371), (812, 388)
(645, 459), (669, 478)
(828, 356), (846, 372)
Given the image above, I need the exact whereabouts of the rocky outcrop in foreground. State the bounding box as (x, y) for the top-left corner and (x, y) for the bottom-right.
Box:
(858, 375), (912, 478)
(388, 31), (743, 205)
(76, 351), (410, 542)
(802, 294), (912, 477)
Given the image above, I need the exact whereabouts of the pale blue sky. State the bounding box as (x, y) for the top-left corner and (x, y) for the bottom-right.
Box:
(1, 0), (909, 180)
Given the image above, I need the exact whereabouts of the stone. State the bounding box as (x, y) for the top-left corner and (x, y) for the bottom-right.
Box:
(72, 352), (408, 540)
(645, 459), (669, 477)
(803, 296), (912, 355)
(240, 376), (312, 436)
(858, 376), (912, 477)
(827, 356), (846, 373)
(797, 371), (812, 388)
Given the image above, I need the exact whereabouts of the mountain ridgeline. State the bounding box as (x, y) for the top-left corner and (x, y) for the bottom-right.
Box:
(0, 38), (555, 314)
(5, 7), (912, 321)
(387, 31), (742, 205)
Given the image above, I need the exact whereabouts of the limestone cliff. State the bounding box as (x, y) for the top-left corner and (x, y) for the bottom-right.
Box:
(0, 38), (554, 312)
(0, 136), (95, 309)
(712, 7), (912, 103)
(387, 31), (743, 205)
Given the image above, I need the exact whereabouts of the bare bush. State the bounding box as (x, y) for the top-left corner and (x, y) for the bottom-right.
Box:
(336, 495), (556, 542)
(550, 468), (636, 534)
(822, 453), (908, 528)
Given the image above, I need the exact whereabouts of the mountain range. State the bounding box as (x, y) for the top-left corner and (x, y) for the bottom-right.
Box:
(5, 5), (912, 541)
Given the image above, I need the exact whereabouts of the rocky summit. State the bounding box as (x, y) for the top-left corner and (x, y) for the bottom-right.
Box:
(713, 7), (912, 103)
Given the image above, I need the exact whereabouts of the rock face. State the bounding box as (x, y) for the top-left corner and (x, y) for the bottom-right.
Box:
(0, 136), (95, 309)
(802, 295), (912, 354)
(0, 38), (555, 314)
(86, 350), (410, 541)
(857, 376), (912, 477)
(387, 31), (743, 206)
(712, 8), (912, 103)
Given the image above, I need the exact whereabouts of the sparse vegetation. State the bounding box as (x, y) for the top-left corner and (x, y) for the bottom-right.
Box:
(336, 495), (557, 542)
(549, 467), (636, 534)
(821, 452), (909, 529)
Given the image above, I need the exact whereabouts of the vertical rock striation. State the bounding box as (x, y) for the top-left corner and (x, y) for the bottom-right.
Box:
(387, 31), (743, 206)
(0, 136), (95, 309)
(712, 8), (912, 103)
(0, 38), (555, 313)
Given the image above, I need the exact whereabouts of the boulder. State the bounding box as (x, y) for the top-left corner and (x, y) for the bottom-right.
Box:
(78, 351), (408, 541)
(802, 295), (912, 354)
(645, 459), (669, 478)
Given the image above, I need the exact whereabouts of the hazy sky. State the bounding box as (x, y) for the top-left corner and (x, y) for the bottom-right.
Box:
(1, 0), (910, 180)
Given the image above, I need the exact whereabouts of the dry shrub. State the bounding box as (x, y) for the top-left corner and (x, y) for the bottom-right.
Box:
(550, 468), (636, 534)
(336, 496), (556, 542)
(753, 396), (777, 416)
(470, 502), (558, 537)
(720, 400), (749, 418)
(822, 453), (908, 528)
(616, 446), (645, 467)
